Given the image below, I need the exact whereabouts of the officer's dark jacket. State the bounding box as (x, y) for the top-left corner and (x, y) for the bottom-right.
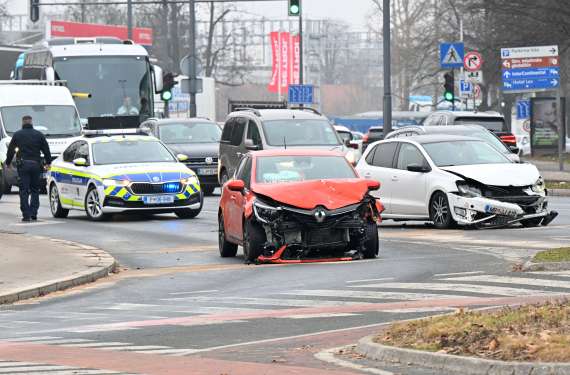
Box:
(6, 124), (52, 165)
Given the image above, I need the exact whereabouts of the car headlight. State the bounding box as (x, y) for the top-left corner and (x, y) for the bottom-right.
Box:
(181, 175), (200, 186)
(253, 199), (282, 223)
(456, 181), (482, 197)
(532, 177), (545, 194)
(103, 179), (129, 187)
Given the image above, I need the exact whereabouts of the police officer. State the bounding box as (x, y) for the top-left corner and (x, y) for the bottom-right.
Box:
(6, 115), (51, 222)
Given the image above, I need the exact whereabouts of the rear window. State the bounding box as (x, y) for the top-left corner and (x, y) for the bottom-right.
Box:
(262, 119), (340, 146)
(455, 117), (505, 132)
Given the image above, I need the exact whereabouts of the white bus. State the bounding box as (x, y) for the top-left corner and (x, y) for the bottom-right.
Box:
(17, 37), (164, 123)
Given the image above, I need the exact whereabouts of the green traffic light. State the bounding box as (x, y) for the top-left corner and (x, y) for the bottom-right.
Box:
(444, 91), (454, 101)
(161, 90), (172, 101)
(290, 4), (299, 14)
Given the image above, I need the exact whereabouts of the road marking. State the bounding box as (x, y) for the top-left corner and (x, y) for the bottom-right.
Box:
(346, 278), (394, 284)
(24, 338), (92, 345)
(350, 282), (558, 297)
(528, 270), (570, 277)
(9, 221), (64, 227)
(0, 361), (130, 374)
(380, 307), (456, 314)
(286, 313), (360, 319)
(100, 303), (162, 310)
(133, 348), (200, 355)
(0, 365), (75, 373)
(168, 290), (219, 295)
(315, 345), (394, 375)
(443, 275), (570, 289)
(287, 289), (473, 301)
(433, 271), (484, 277)
(58, 342), (130, 348)
(99, 345), (171, 351)
(162, 296), (376, 308)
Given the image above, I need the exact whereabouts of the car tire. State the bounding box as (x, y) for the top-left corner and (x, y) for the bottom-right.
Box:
(49, 183), (69, 218)
(202, 185), (216, 196)
(362, 221), (379, 259)
(175, 196), (203, 219)
(85, 185), (108, 221)
(243, 219), (265, 262)
(218, 213), (238, 257)
(521, 218), (543, 228)
(429, 191), (455, 229)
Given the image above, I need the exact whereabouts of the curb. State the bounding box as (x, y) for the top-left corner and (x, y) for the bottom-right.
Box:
(548, 188), (570, 197)
(523, 260), (570, 272)
(356, 334), (570, 375)
(0, 237), (117, 305)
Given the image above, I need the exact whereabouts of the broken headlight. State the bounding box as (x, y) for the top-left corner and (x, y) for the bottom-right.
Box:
(456, 181), (482, 198)
(253, 199), (282, 223)
(532, 177), (545, 194)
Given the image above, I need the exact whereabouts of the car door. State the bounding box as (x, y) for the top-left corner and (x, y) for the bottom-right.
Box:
(224, 156), (251, 243)
(57, 141), (81, 204)
(390, 142), (430, 217)
(357, 142), (398, 214)
(72, 141), (91, 206)
(245, 119), (263, 150)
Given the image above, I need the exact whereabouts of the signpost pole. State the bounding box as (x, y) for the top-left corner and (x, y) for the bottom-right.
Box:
(127, 0), (133, 40)
(188, 0), (197, 118)
(557, 87), (564, 171)
(298, 2), (304, 108)
(382, 0), (392, 135)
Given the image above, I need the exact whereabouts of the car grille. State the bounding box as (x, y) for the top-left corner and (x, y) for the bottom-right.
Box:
(281, 204), (363, 230)
(482, 185), (540, 207)
(129, 182), (183, 195)
(187, 157), (218, 164)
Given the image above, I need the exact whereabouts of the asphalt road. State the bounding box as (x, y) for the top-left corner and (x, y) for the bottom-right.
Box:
(1, 192), (570, 374)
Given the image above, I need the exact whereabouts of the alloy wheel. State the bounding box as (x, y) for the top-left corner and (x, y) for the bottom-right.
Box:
(432, 195), (449, 225)
(50, 185), (59, 214)
(86, 189), (103, 218)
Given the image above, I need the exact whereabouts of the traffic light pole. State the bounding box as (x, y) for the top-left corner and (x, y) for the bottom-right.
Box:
(298, 1), (303, 86)
(127, 0), (133, 40)
(382, 0), (392, 135)
(189, 0), (197, 118)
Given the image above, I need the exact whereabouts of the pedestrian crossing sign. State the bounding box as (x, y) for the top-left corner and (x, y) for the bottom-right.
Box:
(440, 42), (465, 68)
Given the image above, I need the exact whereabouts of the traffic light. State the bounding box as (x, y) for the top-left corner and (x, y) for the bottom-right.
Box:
(288, 0), (300, 16)
(443, 71), (455, 102)
(161, 72), (177, 102)
(30, 0), (40, 23)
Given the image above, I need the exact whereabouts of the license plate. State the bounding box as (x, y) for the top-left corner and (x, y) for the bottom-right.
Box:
(484, 204), (517, 217)
(198, 168), (217, 175)
(142, 195), (175, 205)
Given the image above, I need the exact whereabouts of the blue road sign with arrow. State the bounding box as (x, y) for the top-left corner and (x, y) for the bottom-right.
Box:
(440, 42), (464, 69)
(502, 67), (559, 81)
(503, 78), (559, 91)
(288, 84), (314, 104)
(516, 100), (530, 120)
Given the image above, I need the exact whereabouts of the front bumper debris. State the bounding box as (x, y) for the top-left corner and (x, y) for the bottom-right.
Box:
(257, 245), (357, 264)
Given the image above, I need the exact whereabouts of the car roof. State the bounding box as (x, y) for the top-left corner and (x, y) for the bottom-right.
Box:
(230, 109), (326, 121)
(87, 134), (160, 143)
(388, 134), (482, 144)
(430, 110), (504, 119)
(150, 118), (216, 125)
(250, 149), (345, 157)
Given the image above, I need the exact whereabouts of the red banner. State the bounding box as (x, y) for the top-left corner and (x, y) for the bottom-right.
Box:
(267, 31), (300, 94)
(49, 20), (153, 46)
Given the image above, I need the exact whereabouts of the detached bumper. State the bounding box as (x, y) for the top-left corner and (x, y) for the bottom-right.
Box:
(257, 245), (357, 264)
(447, 193), (551, 226)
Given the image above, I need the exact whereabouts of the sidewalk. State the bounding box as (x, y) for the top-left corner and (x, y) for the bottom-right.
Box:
(522, 157), (570, 182)
(0, 232), (117, 304)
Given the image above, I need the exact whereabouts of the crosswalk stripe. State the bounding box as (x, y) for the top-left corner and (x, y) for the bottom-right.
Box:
(433, 271), (484, 277)
(287, 289), (473, 301)
(0, 362), (43, 367)
(3, 336), (61, 342)
(8, 371), (124, 375)
(443, 275), (570, 289)
(58, 342), (131, 348)
(286, 313), (360, 319)
(26, 338), (92, 345)
(133, 348), (199, 355)
(163, 296), (375, 307)
(99, 345), (171, 351)
(350, 282), (558, 297)
(0, 365), (74, 373)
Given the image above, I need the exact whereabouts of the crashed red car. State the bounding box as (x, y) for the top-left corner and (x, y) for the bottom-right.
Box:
(218, 149), (384, 264)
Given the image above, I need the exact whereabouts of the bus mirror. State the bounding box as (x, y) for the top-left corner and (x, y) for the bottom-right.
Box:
(153, 65), (164, 92)
(45, 67), (55, 82)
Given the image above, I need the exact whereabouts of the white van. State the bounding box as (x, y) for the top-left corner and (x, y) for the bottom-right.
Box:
(0, 81), (82, 196)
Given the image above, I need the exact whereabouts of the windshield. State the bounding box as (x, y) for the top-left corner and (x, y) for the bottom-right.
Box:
(1, 105), (81, 137)
(255, 155), (356, 183)
(455, 117), (505, 132)
(92, 140), (176, 165)
(262, 120), (340, 146)
(54, 56), (152, 120)
(337, 131), (352, 143)
(158, 122), (221, 144)
(459, 130), (510, 154)
(423, 140), (511, 167)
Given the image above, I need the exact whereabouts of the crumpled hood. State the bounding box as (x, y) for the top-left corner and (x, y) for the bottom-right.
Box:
(441, 163), (540, 186)
(103, 163), (193, 182)
(253, 179), (372, 210)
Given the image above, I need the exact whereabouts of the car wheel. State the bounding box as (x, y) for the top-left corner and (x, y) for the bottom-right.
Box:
(219, 213), (238, 257)
(220, 169), (229, 186)
(202, 185), (216, 196)
(521, 218), (543, 228)
(85, 186), (108, 221)
(429, 191), (455, 229)
(243, 219), (266, 262)
(49, 183), (69, 218)
(362, 221), (379, 259)
(175, 195), (203, 219)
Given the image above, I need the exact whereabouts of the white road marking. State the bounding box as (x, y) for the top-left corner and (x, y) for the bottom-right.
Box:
(380, 307), (456, 314)
(162, 296), (375, 307)
(0, 362), (42, 367)
(433, 271), (484, 277)
(58, 342), (130, 348)
(315, 345), (394, 375)
(133, 348), (199, 355)
(350, 282), (558, 297)
(0, 366), (75, 373)
(9, 221), (64, 227)
(24, 338), (92, 345)
(286, 313), (360, 319)
(287, 289), (473, 301)
(100, 303), (162, 310)
(346, 278), (394, 284)
(168, 290), (219, 295)
(443, 275), (570, 290)
(99, 345), (170, 351)
(3, 336), (61, 342)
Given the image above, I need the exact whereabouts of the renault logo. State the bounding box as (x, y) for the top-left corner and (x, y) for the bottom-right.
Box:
(205, 157), (214, 164)
(314, 208), (327, 223)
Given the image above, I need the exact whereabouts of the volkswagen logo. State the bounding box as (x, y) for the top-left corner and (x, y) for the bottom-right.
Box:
(152, 176), (160, 182)
(314, 208), (327, 223)
(205, 157), (214, 165)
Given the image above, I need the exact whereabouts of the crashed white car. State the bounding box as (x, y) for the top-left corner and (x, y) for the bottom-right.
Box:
(356, 134), (557, 228)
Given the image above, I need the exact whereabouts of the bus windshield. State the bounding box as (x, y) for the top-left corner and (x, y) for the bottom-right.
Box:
(53, 56), (152, 120)
(1, 105), (81, 137)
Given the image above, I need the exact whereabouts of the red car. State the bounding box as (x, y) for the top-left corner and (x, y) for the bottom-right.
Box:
(218, 149), (384, 264)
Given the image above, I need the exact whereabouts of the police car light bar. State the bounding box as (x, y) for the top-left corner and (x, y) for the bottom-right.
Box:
(83, 128), (149, 137)
(85, 115), (140, 131)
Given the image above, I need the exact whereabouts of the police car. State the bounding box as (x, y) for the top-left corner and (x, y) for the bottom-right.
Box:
(47, 130), (203, 221)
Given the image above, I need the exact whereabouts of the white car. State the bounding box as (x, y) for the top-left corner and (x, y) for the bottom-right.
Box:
(334, 125), (361, 164)
(356, 134), (557, 228)
(47, 132), (203, 221)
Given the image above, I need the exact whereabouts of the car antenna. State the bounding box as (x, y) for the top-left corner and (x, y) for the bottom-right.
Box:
(283, 136), (287, 149)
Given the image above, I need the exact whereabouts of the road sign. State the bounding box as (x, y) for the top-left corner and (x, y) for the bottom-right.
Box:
(501, 45), (559, 93)
(459, 80), (472, 97)
(501, 45), (558, 59)
(180, 78), (203, 94)
(440, 42), (464, 69)
(516, 100), (531, 120)
(180, 55), (202, 77)
(464, 51), (483, 72)
(288, 84), (314, 104)
(464, 70), (483, 84)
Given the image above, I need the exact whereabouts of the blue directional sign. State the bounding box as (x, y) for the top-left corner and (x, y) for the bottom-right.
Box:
(440, 42), (464, 69)
(516, 100), (530, 120)
(502, 67), (559, 81)
(288, 84), (314, 104)
(503, 78), (560, 91)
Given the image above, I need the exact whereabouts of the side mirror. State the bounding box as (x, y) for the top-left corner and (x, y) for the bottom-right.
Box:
(407, 163), (430, 173)
(45, 67), (55, 82)
(245, 139), (261, 151)
(227, 179), (245, 192)
(140, 126), (152, 134)
(366, 179), (380, 191)
(153, 65), (164, 92)
(177, 154), (189, 162)
(73, 157), (88, 167)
